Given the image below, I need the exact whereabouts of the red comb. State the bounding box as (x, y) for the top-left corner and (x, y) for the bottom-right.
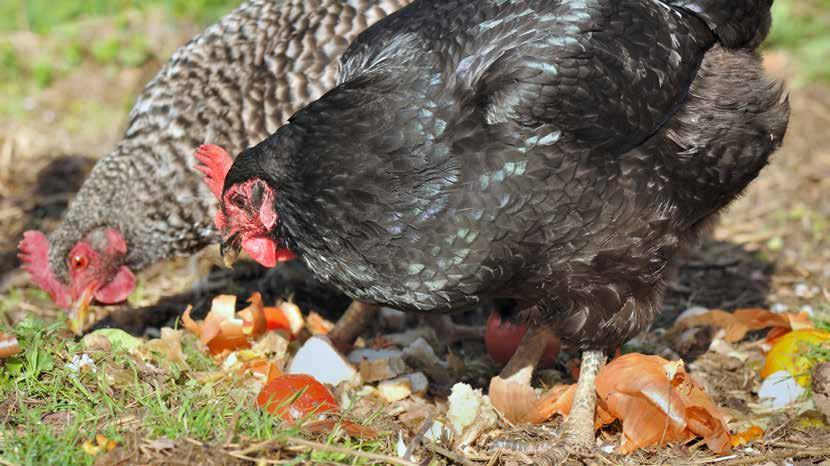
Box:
(195, 144), (234, 200)
(17, 230), (71, 308)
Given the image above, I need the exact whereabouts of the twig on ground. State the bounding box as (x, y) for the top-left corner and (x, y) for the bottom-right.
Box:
(771, 441), (810, 449)
(697, 449), (830, 465)
(224, 450), (286, 464)
(222, 412), (240, 446)
(695, 455), (739, 464)
(227, 437), (421, 466)
(422, 442), (482, 466)
(404, 415), (433, 461)
(485, 449), (501, 466)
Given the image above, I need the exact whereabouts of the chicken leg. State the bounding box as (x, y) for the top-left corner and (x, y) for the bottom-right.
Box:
(422, 314), (485, 345)
(327, 301), (380, 349)
(554, 350), (605, 452)
(494, 325), (557, 385)
(329, 303), (485, 350)
(492, 327), (606, 464)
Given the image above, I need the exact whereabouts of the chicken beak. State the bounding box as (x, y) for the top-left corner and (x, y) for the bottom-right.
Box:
(69, 285), (95, 335)
(220, 233), (241, 268)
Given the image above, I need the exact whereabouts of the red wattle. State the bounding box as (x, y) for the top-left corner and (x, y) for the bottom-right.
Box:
(242, 237), (278, 267)
(242, 237), (295, 268)
(94, 266), (136, 304)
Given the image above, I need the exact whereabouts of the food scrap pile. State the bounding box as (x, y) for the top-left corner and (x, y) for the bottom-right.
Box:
(2, 297), (829, 464)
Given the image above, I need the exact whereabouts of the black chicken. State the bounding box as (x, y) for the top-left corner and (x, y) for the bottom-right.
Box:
(205, 0), (788, 458)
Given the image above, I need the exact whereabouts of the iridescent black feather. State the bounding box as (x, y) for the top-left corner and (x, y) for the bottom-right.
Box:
(226, 0), (788, 350)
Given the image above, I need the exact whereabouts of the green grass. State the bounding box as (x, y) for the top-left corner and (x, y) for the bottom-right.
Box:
(766, 0), (830, 84)
(0, 319), (391, 465)
(0, 0), (239, 34)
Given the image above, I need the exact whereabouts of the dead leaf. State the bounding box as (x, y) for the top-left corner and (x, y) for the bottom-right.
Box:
(137, 328), (189, 371)
(40, 411), (75, 430)
(82, 434), (117, 456)
(190, 371), (224, 384)
(0, 331), (20, 358)
(143, 437), (176, 451)
(93, 446), (131, 466)
(304, 419), (378, 438)
(250, 332), (289, 369)
(596, 353), (731, 454)
(105, 367), (136, 388)
(81, 334), (112, 353)
(814, 393), (830, 421)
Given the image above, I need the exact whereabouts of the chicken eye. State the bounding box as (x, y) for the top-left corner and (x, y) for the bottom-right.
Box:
(70, 255), (88, 270)
(229, 193), (246, 209)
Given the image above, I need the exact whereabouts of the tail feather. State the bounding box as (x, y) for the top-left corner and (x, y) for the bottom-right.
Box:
(668, 0), (773, 49)
(658, 45), (790, 227)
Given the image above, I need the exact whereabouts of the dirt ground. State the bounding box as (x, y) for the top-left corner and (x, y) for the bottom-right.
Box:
(0, 23), (829, 466)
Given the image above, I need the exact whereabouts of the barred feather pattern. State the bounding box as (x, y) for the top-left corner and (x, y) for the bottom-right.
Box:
(47, 0), (411, 280)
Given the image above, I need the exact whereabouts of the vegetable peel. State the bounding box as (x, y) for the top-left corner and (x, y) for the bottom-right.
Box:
(596, 354), (731, 454)
(674, 308), (812, 343)
(257, 373), (339, 422)
(761, 329), (830, 386)
(489, 353), (731, 454)
(0, 331), (21, 359)
(264, 301), (304, 336)
(182, 293), (269, 355)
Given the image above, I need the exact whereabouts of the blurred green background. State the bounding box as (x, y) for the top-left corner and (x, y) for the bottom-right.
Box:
(0, 0), (239, 118)
(0, 0), (236, 32)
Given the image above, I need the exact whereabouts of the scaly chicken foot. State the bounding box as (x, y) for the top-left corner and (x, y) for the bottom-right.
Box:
(496, 325), (556, 385)
(328, 301), (380, 349)
(493, 349), (606, 465)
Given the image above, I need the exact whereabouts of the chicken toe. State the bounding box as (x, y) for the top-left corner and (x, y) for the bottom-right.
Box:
(492, 349), (606, 465)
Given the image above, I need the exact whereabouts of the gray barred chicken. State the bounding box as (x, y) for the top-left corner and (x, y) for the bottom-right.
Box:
(209, 0), (788, 459)
(17, 0), (409, 328)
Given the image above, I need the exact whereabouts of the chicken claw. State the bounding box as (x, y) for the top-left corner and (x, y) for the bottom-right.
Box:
(492, 349), (606, 465)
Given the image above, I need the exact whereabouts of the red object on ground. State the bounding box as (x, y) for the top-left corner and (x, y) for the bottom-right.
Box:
(485, 311), (561, 368)
(257, 374), (339, 421)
